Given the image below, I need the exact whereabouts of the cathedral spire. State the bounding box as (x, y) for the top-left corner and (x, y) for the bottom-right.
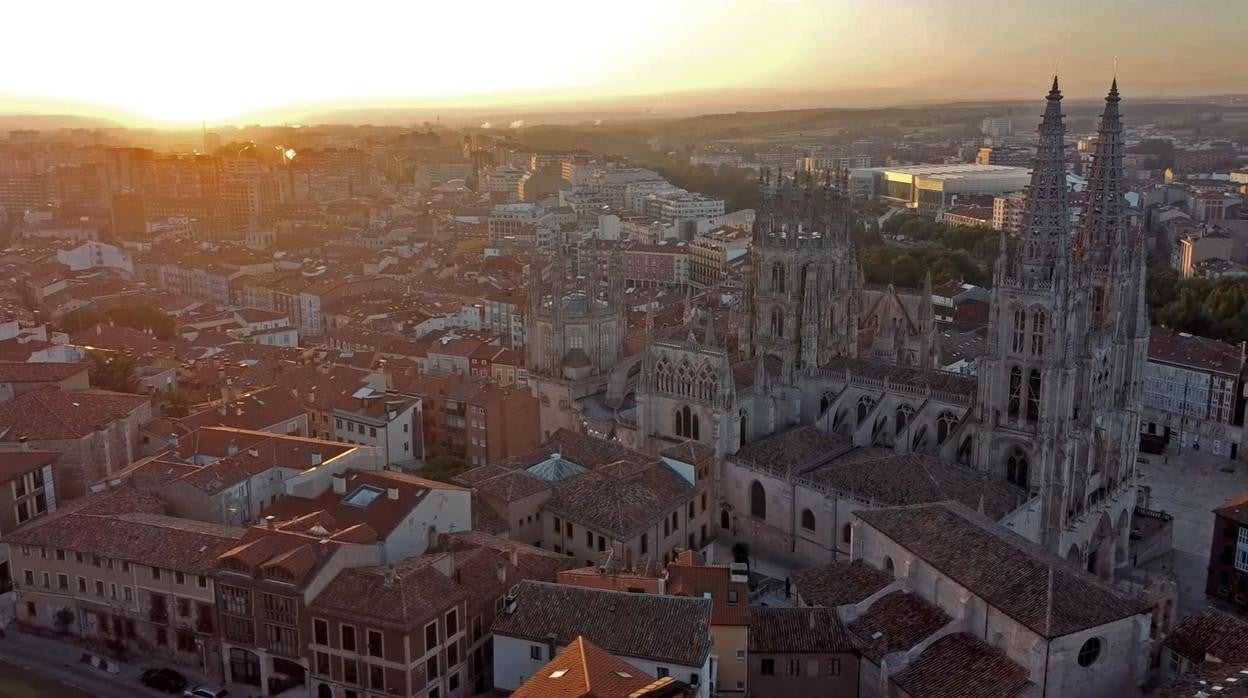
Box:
(1076, 79), (1126, 267)
(1016, 76), (1070, 283)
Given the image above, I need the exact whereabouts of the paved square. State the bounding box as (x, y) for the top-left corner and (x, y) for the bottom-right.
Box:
(1136, 450), (1248, 615)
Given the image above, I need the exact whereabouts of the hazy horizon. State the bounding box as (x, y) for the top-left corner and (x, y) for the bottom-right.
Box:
(2, 0), (1245, 129)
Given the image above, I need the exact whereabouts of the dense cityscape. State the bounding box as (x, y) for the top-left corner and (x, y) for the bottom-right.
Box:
(0, 7), (1247, 697)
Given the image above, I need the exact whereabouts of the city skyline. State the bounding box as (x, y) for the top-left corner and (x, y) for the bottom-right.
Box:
(2, 0), (1245, 127)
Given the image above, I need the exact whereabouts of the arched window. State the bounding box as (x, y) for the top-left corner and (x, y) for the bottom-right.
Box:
(749, 481), (767, 520)
(842, 523), (852, 544)
(697, 365), (717, 402)
(1007, 447), (1029, 489)
(318, 685), (333, 698)
(1011, 308), (1026, 353)
(674, 408), (684, 437)
(1008, 367), (1022, 419)
(655, 357), (672, 393)
(739, 409), (748, 447)
(770, 308), (784, 338)
(895, 404), (915, 434)
(937, 411), (957, 445)
(691, 413), (700, 441)
(720, 510), (730, 530)
(883, 556), (895, 575)
(800, 509), (816, 531)
(1027, 369), (1042, 423)
(676, 360), (693, 397)
(857, 396), (876, 425)
(675, 405), (697, 439)
(1031, 309), (1047, 356)
(771, 262), (786, 293)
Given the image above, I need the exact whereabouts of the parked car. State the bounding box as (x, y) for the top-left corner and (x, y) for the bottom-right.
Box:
(184, 686), (229, 698)
(140, 668), (187, 694)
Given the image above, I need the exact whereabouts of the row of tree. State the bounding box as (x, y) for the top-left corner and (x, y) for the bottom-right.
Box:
(1146, 266), (1248, 345)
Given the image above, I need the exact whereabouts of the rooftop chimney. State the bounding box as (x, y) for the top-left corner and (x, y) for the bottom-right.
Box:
(332, 474), (346, 494)
(226, 439), (237, 456)
(496, 563), (507, 584)
(309, 452), (322, 466)
(383, 565), (397, 586)
(387, 487), (399, 500)
(264, 515), (275, 530)
(17, 436), (28, 451)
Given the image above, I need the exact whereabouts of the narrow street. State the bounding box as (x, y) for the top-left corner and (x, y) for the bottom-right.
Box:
(0, 630), (180, 698)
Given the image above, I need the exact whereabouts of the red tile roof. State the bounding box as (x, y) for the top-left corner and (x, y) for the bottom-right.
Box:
(512, 636), (656, 698)
(891, 632), (1031, 698)
(0, 361), (88, 383)
(0, 450), (58, 484)
(0, 388), (149, 441)
(1165, 608), (1248, 664)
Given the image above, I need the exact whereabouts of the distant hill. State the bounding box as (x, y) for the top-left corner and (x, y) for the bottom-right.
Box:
(0, 113), (118, 131)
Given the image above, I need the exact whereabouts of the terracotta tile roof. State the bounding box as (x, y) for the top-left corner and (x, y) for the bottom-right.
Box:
(512, 636), (656, 698)
(218, 527), (345, 586)
(658, 440), (716, 468)
(473, 469), (551, 502)
(734, 425), (852, 472)
(177, 385), (306, 433)
(792, 560), (894, 608)
(0, 450), (58, 484)
(310, 555), (469, 633)
(891, 632), (1031, 698)
(855, 503), (1149, 638)
(7, 509), (244, 575)
(1164, 608), (1248, 664)
(0, 388), (149, 441)
(0, 361), (88, 383)
(262, 468), (462, 540)
(1148, 325), (1245, 376)
(470, 492), (511, 535)
(492, 581), (713, 668)
(544, 465), (693, 540)
(749, 607), (855, 653)
(1148, 662), (1248, 698)
(847, 591), (950, 662)
(433, 530), (576, 583)
(805, 451), (1028, 521)
(1215, 491), (1248, 527)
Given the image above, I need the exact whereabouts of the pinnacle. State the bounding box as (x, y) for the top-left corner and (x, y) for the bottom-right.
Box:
(1048, 74), (1061, 99)
(1106, 77), (1121, 103)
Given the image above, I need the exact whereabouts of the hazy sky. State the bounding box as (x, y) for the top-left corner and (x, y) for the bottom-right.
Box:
(2, 0), (1244, 125)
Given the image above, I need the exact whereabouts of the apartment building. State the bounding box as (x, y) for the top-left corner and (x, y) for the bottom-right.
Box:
(8, 494), (245, 681)
(1142, 326), (1246, 460)
(308, 533), (571, 698)
(214, 526), (381, 693)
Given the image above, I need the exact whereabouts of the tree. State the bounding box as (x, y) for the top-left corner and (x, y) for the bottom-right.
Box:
(158, 388), (199, 418)
(89, 353), (141, 394)
(421, 455), (470, 484)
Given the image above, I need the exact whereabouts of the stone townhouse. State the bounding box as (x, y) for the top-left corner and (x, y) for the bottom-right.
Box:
(455, 429), (714, 568)
(0, 388), (152, 499)
(8, 488), (245, 681)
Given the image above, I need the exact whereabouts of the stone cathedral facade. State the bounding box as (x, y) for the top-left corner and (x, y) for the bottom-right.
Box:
(532, 79), (1146, 574)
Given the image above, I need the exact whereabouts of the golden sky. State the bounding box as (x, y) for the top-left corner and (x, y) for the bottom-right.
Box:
(1, 0), (1244, 125)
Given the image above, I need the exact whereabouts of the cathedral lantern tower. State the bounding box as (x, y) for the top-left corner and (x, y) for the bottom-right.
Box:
(746, 168), (859, 371)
